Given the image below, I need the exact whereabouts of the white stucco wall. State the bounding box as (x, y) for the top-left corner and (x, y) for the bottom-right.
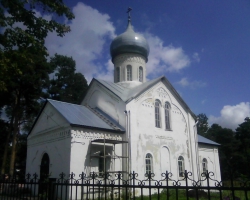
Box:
(82, 81), (126, 128)
(198, 144), (221, 183)
(125, 81), (198, 181)
(27, 78), (221, 186)
(26, 103), (72, 177)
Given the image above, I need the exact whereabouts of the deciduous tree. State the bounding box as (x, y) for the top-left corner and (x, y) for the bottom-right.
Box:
(197, 113), (209, 136)
(235, 117), (250, 178)
(46, 54), (88, 104)
(0, 0), (74, 176)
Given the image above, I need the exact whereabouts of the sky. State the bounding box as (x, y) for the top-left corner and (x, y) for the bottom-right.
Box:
(44, 0), (250, 130)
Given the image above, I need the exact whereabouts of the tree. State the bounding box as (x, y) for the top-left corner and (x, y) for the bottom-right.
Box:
(46, 54), (88, 104)
(205, 124), (240, 180)
(0, 0), (74, 91)
(235, 117), (250, 178)
(14, 133), (28, 178)
(197, 113), (209, 136)
(1, 53), (53, 176)
(0, 0), (74, 176)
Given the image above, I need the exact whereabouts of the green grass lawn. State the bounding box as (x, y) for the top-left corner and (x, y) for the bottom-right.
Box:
(132, 189), (250, 200)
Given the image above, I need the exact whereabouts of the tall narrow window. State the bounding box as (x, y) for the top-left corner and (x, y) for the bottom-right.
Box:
(145, 153), (153, 174)
(165, 102), (171, 130)
(202, 158), (208, 173)
(139, 66), (143, 82)
(116, 67), (120, 82)
(127, 65), (132, 81)
(99, 152), (104, 175)
(155, 100), (161, 128)
(178, 156), (185, 177)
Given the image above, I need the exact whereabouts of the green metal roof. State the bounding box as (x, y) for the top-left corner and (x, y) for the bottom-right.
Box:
(198, 135), (220, 146)
(95, 76), (163, 102)
(94, 76), (196, 119)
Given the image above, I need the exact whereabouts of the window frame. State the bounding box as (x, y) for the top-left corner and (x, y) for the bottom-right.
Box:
(139, 66), (143, 82)
(165, 102), (171, 130)
(202, 158), (208, 173)
(127, 65), (132, 81)
(155, 100), (161, 128)
(145, 153), (153, 174)
(178, 156), (185, 178)
(116, 67), (120, 82)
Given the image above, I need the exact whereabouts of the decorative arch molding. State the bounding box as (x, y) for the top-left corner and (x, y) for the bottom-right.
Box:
(113, 54), (146, 65)
(172, 104), (188, 133)
(71, 131), (123, 141)
(140, 98), (154, 107)
(156, 87), (172, 102)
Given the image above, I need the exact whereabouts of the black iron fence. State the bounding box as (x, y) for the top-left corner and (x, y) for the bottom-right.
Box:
(0, 170), (249, 200)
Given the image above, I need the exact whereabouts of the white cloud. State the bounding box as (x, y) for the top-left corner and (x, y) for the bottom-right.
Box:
(45, 2), (115, 82)
(33, 10), (52, 21)
(3, 3), (195, 84)
(193, 52), (200, 62)
(95, 59), (114, 81)
(209, 102), (250, 130)
(2, 10), (52, 33)
(201, 99), (206, 105)
(44, 3), (193, 83)
(177, 77), (206, 89)
(145, 33), (191, 77)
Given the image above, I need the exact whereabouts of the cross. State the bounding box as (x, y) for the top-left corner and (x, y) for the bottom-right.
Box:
(127, 7), (132, 20)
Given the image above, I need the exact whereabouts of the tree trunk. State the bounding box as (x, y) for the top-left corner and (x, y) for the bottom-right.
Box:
(8, 93), (21, 177)
(9, 116), (19, 177)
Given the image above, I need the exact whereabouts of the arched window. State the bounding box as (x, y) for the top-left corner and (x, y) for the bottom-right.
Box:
(165, 102), (171, 130)
(40, 153), (50, 181)
(116, 67), (120, 82)
(145, 153), (153, 174)
(127, 65), (132, 81)
(202, 158), (208, 173)
(39, 153), (50, 194)
(155, 100), (161, 128)
(178, 156), (185, 177)
(139, 66), (143, 82)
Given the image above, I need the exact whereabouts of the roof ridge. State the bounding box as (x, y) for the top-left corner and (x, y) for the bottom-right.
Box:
(47, 99), (83, 107)
(85, 105), (121, 131)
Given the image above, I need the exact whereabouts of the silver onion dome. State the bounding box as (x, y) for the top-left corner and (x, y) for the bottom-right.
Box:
(110, 20), (150, 62)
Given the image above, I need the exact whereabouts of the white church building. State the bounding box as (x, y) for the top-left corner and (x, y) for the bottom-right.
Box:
(26, 14), (221, 184)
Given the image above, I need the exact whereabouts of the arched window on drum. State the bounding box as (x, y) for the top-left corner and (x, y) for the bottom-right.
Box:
(139, 66), (143, 82)
(116, 67), (120, 82)
(127, 65), (132, 81)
